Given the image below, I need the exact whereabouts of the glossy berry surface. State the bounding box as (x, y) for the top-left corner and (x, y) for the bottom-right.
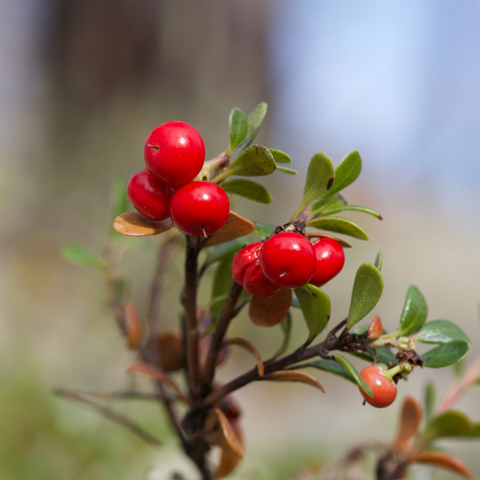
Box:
(260, 232), (316, 288)
(359, 366), (397, 408)
(144, 121), (205, 186)
(169, 181), (230, 237)
(231, 242), (263, 285)
(126, 170), (173, 221)
(309, 238), (345, 287)
(242, 259), (281, 297)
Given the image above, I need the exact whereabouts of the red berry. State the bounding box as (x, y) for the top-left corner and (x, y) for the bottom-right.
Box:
(359, 365), (397, 408)
(169, 181), (230, 237)
(231, 242), (263, 285)
(309, 238), (345, 287)
(260, 232), (316, 288)
(126, 170), (173, 221)
(144, 121), (205, 186)
(243, 259), (281, 297)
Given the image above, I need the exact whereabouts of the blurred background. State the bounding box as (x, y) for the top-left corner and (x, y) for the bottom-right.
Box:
(1, 1), (480, 479)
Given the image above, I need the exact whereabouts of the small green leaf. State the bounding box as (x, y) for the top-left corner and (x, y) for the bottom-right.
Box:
(319, 205), (382, 220)
(310, 194), (347, 216)
(276, 313), (292, 358)
(276, 165), (298, 175)
(328, 150), (362, 195)
(374, 252), (383, 271)
(206, 237), (246, 265)
(218, 145), (276, 181)
(416, 320), (470, 344)
(247, 102), (268, 136)
(333, 354), (373, 396)
(109, 178), (130, 239)
(422, 341), (470, 368)
(424, 381), (436, 421)
(298, 359), (356, 384)
(228, 108), (248, 152)
(210, 256), (235, 324)
(346, 263), (384, 328)
(350, 347), (397, 368)
(423, 411), (473, 441)
(222, 179), (272, 204)
(294, 284), (331, 339)
(269, 148), (291, 164)
(253, 221), (276, 238)
(301, 152), (335, 208)
(398, 285), (428, 336)
(463, 423), (480, 437)
(307, 216), (369, 240)
(61, 244), (105, 270)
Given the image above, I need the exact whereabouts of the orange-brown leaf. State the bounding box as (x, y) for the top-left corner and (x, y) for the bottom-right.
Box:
(113, 212), (173, 237)
(221, 337), (264, 377)
(123, 301), (143, 349)
(263, 370), (325, 393)
(157, 332), (185, 372)
(125, 361), (189, 404)
(249, 288), (292, 327)
(392, 396), (423, 452)
(408, 451), (472, 479)
(203, 211), (255, 246)
(367, 315), (383, 339)
(204, 408), (243, 458)
(216, 419), (244, 479)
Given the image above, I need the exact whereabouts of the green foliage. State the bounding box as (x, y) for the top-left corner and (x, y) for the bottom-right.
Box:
(252, 221), (276, 238)
(228, 107), (248, 154)
(294, 284), (331, 340)
(210, 256), (235, 324)
(307, 215), (369, 240)
(310, 193), (346, 215)
(423, 411), (473, 441)
(374, 251), (383, 271)
(346, 263), (384, 328)
(218, 145), (276, 181)
(333, 354), (373, 397)
(61, 244), (105, 270)
(276, 313), (292, 358)
(276, 165), (299, 175)
(398, 285), (428, 336)
(299, 359), (356, 384)
(328, 150), (362, 196)
(222, 178), (272, 204)
(317, 205), (382, 219)
(269, 148), (292, 164)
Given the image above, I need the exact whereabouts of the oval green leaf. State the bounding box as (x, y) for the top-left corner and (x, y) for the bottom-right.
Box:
(211, 256), (235, 324)
(297, 359), (356, 384)
(350, 347), (397, 368)
(275, 313), (292, 358)
(328, 150), (362, 195)
(276, 165), (298, 175)
(269, 148), (291, 164)
(61, 244), (105, 270)
(301, 152), (335, 208)
(222, 179), (272, 204)
(228, 107), (248, 153)
(307, 216), (369, 240)
(253, 221), (276, 238)
(319, 205), (382, 220)
(220, 145), (276, 180)
(416, 319), (470, 344)
(374, 252), (383, 271)
(398, 285), (428, 336)
(294, 284), (331, 339)
(346, 263), (384, 329)
(423, 410), (473, 441)
(333, 354), (373, 397)
(310, 193), (347, 216)
(247, 102), (268, 136)
(422, 341), (470, 368)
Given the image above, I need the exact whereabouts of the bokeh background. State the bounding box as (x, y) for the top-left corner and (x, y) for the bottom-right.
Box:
(1, 1), (480, 479)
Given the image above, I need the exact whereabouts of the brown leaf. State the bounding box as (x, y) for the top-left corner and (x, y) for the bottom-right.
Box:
(367, 315), (383, 339)
(392, 396), (423, 452)
(204, 408), (243, 459)
(113, 212), (173, 237)
(157, 332), (185, 372)
(249, 288), (292, 327)
(221, 337), (264, 377)
(123, 301), (143, 349)
(216, 419), (244, 479)
(263, 370), (325, 393)
(125, 361), (189, 404)
(408, 452), (472, 479)
(203, 211), (255, 246)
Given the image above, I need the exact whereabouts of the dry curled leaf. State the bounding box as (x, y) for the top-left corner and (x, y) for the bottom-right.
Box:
(392, 396), (423, 452)
(204, 408), (243, 459)
(221, 337), (264, 377)
(123, 301), (143, 349)
(126, 361), (189, 404)
(407, 451), (472, 479)
(263, 370), (325, 393)
(113, 211), (173, 237)
(216, 419), (244, 479)
(249, 288), (292, 327)
(367, 315), (383, 339)
(203, 211), (255, 246)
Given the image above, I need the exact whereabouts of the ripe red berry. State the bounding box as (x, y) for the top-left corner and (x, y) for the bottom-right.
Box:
(309, 238), (345, 287)
(243, 259), (281, 297)
(231, 242), (263, 285)
(359, 365), (397, 408)
(260, 232), (316, 289)
(126, 170), (173, 221)
(169, 181), (230, 237)
(144, 121), (205, 186)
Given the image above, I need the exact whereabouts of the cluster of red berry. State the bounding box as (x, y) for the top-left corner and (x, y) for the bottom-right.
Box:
(232, 232), (345, 296)
(127, 121), (230, 236)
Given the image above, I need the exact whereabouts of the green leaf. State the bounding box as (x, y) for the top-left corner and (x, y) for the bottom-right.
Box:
(206, 237), (246, 264)
(310, 194), (347, 216)
(298, 359), (356, 384)
(398, 285), (428, 336)
(333, 354), (373, 397)
(109, 178), (130, 239)
(346, 263), (384, 328)
(276, 313), (292, 358)
(61, 244), (105, 270)
(294, 284), (331, 340)
(374, 252), (383, 271)
(247, 102), (268, 136)
(350, 347), (397, 368)
(328, 150), (362, 196)
(416, 319), (470, 344)
(307, 216), (369, 240)
(421, 341), (470, 368)
(210, 256), (235, 324)
(318, 205), (382, 220)
(424, 381), (436, 421)
(423, 411), (473, 441)
(269, 148), (291, 164)
(276, 165), (298, 175)
(462, 423), (480, 437)
(228, 108), (248, 153)
(253, 221), (276, 238)
(218, 145), (276, 181)
(222, 179), (272, 204)
(301, 152), (335, 208)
